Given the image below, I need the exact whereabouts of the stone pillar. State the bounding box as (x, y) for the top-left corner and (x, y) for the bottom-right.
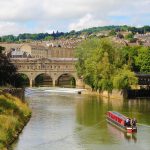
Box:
(76, 78), (85, 88)
(29, 79), (35, 87)
(29, 79), (33, 87)
(52, 79), (56, 87)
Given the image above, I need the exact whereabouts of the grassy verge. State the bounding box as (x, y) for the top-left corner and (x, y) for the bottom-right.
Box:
(0, 92), (31, 150)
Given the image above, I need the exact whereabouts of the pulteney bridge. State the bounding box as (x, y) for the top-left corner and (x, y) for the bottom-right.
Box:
(11, 58), (84, 87)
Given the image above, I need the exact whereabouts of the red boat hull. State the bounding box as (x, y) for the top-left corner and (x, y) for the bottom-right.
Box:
(106, 111), (137, 133)
(126, 127), (137, 133)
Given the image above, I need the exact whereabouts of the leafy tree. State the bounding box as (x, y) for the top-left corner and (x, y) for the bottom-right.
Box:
(124, 33), (137, 42)
(135, 47), (150, 73)
(76, 38), (137, 93)
(0, 46), (17, 86)
(97, 52), (113, 93)
(121, 46), (139, 71)
(44, 35), (54, 41)
(113, 65), (138, 90)
(109, 30), (116, 36)
(125, 33), (134, 40)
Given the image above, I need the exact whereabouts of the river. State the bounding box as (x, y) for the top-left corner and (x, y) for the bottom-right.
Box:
(12, 87), (150, 150)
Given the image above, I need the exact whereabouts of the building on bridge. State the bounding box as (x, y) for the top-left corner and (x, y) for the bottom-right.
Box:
(20, 44), (48, 58)
(10, 49), (32, 58)
(20, 44), (75, 59)
(0, 40), (78, 59)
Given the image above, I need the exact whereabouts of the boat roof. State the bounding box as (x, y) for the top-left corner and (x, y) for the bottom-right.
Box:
(108, 111), (127, 120)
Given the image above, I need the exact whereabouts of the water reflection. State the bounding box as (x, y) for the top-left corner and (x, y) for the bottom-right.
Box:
(76, 95), (150, 127)
(76, 96), (106, 126)
(107, 123), (137, 143)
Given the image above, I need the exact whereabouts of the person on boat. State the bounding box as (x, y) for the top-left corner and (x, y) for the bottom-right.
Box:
(132, 118), (137, 127)
(125, 118), (133, 127)
(125, 118), (130, 127)
(128, 118), (131, 127)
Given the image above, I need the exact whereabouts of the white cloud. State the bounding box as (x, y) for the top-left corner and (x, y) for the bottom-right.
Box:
(0, 0), (149, 35)
(69, 14), (109, 31)
(0, 22), (28, 36)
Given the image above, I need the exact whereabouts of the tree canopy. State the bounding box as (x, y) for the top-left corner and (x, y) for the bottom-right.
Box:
(0, 46), (17, 86)
(76, 38), (138, 93)
(135, 47), (150, 73)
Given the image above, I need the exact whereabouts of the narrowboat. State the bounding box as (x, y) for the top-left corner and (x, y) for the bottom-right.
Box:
(106, 111), (137, 133)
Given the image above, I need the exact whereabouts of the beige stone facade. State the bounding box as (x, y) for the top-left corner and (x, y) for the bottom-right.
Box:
(0, 42), (76, 59)
(48, 47), (74, 58)
(0, 43), (22, 54)
(20, 44), (48, 58)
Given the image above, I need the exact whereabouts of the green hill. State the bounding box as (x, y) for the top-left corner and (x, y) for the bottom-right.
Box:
(0, 25), (150, 42)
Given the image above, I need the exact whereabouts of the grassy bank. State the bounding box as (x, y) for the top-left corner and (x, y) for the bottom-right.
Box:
(0, 92), (31, 150)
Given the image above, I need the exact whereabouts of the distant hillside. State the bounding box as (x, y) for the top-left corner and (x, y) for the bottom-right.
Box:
(79, 25), (129, 33)
(0, 25), (150, 42)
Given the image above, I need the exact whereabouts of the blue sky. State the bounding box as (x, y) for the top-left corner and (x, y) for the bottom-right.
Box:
(0, 0), (149, 35)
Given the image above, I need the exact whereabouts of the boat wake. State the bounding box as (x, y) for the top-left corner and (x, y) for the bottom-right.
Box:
(137, 123), (150, 128)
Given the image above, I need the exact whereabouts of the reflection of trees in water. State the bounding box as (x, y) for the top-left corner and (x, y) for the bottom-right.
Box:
(76, 96), (109, 126)
(76, 95), (150, 129)
(122, 99), (150, 125)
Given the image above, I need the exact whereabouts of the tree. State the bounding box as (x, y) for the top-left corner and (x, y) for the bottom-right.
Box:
(121, 46), (139, 71)
(125, 33), (134, 40)
(44, 35), (53, 41)
(0, 46), (17, 86)
(125, 33), (136, 42)
(76, 38), (137, 93)
(97, 52), (113, 95)
(109, 30), (116, 36)
(113, 65), (138, 90)
(135, 47), (150, 73)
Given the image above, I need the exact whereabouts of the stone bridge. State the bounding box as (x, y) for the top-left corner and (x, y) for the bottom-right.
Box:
(11, 58), (84, 87)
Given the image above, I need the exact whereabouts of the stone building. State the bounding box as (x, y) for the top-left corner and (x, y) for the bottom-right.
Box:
(0, 43), (22, 54)
(48, 47), (74, 58)
(20, 44), (48, 58)
(11, 50), (31, 58)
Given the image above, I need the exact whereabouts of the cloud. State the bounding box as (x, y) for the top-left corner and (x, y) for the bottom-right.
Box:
(69, 14), (109, 31)
(0, 22), (29, 36)
(0, 0), (149, 35)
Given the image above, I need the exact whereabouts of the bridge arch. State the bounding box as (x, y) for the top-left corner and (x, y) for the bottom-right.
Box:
(34, 73), (53, 87)
(56, 73), (77, 88)
(13, 73), (30, 87)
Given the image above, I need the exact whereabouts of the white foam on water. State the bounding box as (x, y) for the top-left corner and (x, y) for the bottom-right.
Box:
(25, 87), (85, 95)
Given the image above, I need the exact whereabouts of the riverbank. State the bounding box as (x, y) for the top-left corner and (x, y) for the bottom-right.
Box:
(0, 87), (25, 100)
(82, 88), (124, 100)
(0, 92), (31, 150)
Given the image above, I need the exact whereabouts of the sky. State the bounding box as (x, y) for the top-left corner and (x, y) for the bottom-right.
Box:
(0, 0), (150, 35)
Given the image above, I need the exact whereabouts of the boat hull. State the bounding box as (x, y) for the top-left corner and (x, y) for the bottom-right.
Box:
(107, 116), (137, 133)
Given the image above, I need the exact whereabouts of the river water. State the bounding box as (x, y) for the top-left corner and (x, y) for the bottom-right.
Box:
(12, 87), (150, 150)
